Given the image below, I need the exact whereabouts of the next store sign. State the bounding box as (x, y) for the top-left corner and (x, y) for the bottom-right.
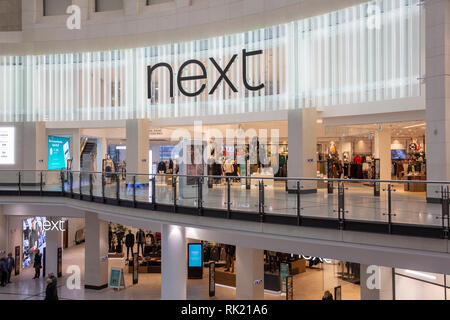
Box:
(147, 49), (265, 99)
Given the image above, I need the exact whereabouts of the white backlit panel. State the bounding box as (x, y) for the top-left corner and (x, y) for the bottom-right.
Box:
(0, 0), (422, 122)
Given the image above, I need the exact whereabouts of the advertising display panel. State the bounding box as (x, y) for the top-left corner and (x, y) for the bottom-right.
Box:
(48, 136), (71, 170)
(188, 243), (203, 279)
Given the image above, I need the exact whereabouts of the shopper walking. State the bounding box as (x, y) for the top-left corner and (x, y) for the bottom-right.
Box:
(33, 250), (42, 279)
(44, 273), (58, 301)
(6, 253), (14, 283)
(322, 290), (333, 301)
(0, 256), (7, 287)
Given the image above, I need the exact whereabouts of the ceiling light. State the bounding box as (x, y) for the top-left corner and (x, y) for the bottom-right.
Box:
(403, 123), (426, 129)
(405, 270), (437, 280)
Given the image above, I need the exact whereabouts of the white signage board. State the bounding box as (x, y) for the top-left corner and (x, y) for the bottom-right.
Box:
(0, 127), (15, 164)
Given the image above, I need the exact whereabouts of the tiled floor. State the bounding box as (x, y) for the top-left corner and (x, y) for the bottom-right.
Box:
(0, 244), (360, 300)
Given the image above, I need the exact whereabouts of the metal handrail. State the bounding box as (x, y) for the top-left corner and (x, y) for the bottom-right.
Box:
(0, 168), (448, 240)
(2, 169), (446, 184)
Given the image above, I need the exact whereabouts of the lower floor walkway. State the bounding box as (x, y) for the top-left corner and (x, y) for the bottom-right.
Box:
(0, 244), (360, 300)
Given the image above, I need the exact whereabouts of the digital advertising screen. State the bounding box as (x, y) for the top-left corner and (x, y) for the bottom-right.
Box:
(188, 243), (202, 267)
(391, 149), (407, 160)
(48, 136), (71, 170)
(22, 217), (46, 268)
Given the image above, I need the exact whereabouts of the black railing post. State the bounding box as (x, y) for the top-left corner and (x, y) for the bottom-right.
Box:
(101, 173), (105, 202)
(442, 185), (449, 239)
(39, 171), (43, 196)
(296, 180), (302, 226)
(226, 177), (231, 219)
(116, 173), (120, 204)
(338, 182), (345, 230)
(70, 172), (73, 198)
(60, 170), (65, 196)
(198, 177), (203, 216)
(382, 184), (397, 234)
(89, 173), (93, 201)
(151, 176), (156, 209)
(172, 175), (177, 212)
(133, 175), (137, 208)
(387, 184), (392, 234)
(259, 180), (265, 222)
(373, 158), (380, 197)
(18, 171), (21, 196)
(327, 160), (333, 194)
(79, 172), (82, 200)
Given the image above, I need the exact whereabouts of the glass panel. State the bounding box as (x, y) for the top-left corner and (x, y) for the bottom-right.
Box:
(155, 174), (173, 205)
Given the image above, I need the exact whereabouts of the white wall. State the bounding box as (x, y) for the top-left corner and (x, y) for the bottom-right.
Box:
(43, 0), (71, 16)
(67, 217), (85, 248)
(395, 268), (446, 300)
(10, 0), (368, 56)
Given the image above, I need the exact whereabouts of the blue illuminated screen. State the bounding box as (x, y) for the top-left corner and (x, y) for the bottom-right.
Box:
(188, 244), (202, 267)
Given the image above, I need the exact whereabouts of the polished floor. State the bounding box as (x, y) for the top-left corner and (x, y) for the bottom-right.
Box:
(0, 244), (360, 300)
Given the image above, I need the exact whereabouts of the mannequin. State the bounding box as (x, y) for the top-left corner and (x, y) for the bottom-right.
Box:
(136, 229), (145, 257)
(125, 230), (135, 260)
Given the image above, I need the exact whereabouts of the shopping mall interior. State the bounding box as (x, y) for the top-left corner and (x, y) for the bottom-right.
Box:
(1, 0), (450, 302)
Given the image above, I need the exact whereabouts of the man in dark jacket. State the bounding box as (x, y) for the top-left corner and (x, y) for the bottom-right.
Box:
(6, 253), (14, 283)
(0, 256), (8, 286)
(44, 273), (58, 301)
(125, 230), (135, 260)
(33, 250), (42, 279)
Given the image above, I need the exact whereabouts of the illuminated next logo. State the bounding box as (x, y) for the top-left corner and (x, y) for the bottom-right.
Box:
(147, 49), (265, 99)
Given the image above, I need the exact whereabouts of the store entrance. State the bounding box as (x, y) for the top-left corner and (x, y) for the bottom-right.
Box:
(317, 121), (426, 193)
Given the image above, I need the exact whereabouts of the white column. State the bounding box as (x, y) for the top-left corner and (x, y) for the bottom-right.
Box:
(23, 122), (47, 183)
(97, 137), (107, 172)
(374, 127), (392, 181)
(236, 246), (264, 300)
(126, 119), (149, 184)
(23, 122), (47, 171)
(360, 264), (393, 300)
(45, 217), (59, 277)
(84, 212), (108, 289)
(71, 129), (81, 172)
(124, 0), (139, 15)
(161, 224), (186, 300)
(287, 108), (317, 192)
(426, 0), (450, 201)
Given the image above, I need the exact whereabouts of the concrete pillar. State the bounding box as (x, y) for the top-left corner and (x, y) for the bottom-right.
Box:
(161, 224), (186, 300)
(84, 212), (108, 289)
(236, 246), (264, 300)
(44, 217), (59, 277)
(97, 137), (107, 172)
(124, 0), (139, 15)
(360, 264), (394, 300)
(374, 127), (391, 181)
(126, 119), (149, 184)
(287, 108), (317, 192)
(23, 122), (47, 183)
(425, 0), (450, 201)
(71, 129), (81, 172)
